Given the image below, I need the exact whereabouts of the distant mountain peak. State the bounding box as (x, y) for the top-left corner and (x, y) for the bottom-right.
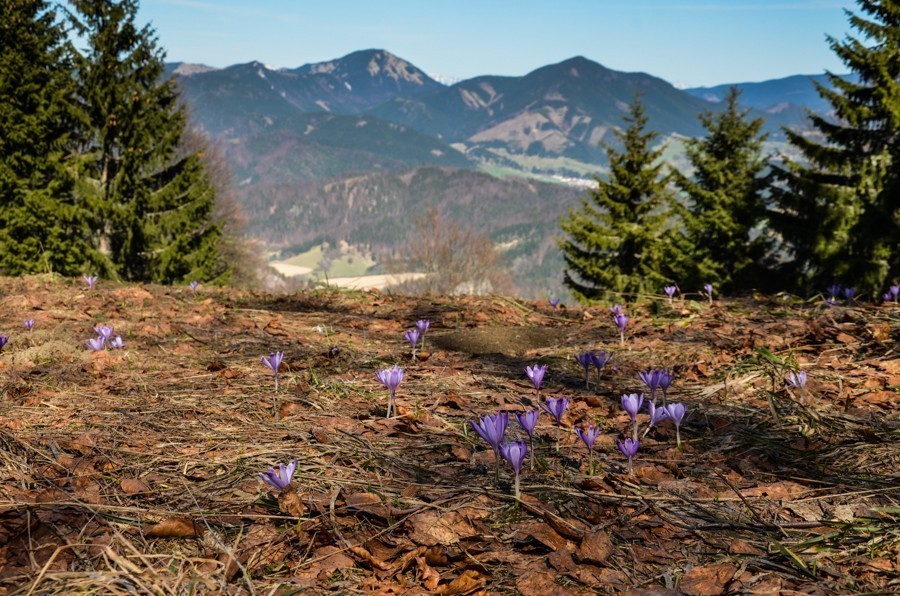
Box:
(167, 62), (219, 76)
(525, 56), (615, 81)
(295, 49), (437, 88)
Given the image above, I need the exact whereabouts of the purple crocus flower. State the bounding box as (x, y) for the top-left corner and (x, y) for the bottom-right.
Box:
(667, 403), (687, 449)
(843, 287), (856, 302)
(499, 440), (528, 499)
(575, 424), (601, 475)
(617, 438), (639, 475)
(515, 409), (540, 439)
(24, 319), (35, 331)
(613, 313), (629, 346)
(525, 364), (547, 398)
(785, 370), (807, 391)
(609, 304), (624, 315)
(576, 352), (594, 388)
(591, 351), (612, 386)
(95, 325), (114, 341)
(0, 336), (8, 352)
(549, 298), (560, 310)
(621, 393), (644, 422)
(638, 369), (661, 403)
(375, 364), (405, 418)
(86, 337), (105, 351)
(259, 460), (297, 491)
(825, 296), (837, 308)
(541, 396), (570, 424)
(664, 285), (677, 303)
(262, 351), (285, 418)
(108, 336), (125, 349)
(470, 411), (509, 455)
(189, 281), (200, 292)
(704, 283), (714, 303)
(83, 275), (98, 290)
(826, 284), (842, 299)
(515, 409), (540, 470)
(884, 292), (894, 303)
(644, 402), (669, 437)
(405, 328), (420, 359)
(621, 392), (644, 441)
(262, 352), (284, 388)
(658, 369), (674, 406)
(541, 396), (571, 451)
(471, 411), (509, 481)
(786, 370), (807, 402)
(891, 285), (899, 300)
(415, 319), (431, 350)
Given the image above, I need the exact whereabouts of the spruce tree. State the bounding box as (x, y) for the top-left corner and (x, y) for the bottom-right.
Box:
(671, 88), (769, 292)
(0, 0), (109, 276)
(559, 94), (674, 301)
(769, 0), (900, 295)
(68, 0), (229, 283)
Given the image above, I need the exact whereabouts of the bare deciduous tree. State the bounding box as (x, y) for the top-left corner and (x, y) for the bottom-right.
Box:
(387, 206), (513, 295)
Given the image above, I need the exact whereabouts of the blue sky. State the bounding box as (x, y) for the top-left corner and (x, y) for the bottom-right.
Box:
(139, 0), (857, 87)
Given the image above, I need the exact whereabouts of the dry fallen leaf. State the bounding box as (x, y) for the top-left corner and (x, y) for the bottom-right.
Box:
(313, 545), (356, 579)
(348, 545), (391, 571)
(577, 530), (613, 565)
(345, 492), (392, 519)
(144, 517), (203, 539)
(408, 511), (479, 546)
(119, 478), (150, 494)
(679, 563), (736, 595)
(522, 522), (569, 552)
(278, 488), (306, 518)
(434, 569), (483, 595)
(416, 555), (441, 591)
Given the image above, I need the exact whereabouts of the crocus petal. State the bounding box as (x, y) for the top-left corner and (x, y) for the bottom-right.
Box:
(620, 393), (644, 420)
(499, 441), (528, 475)
(666, 403), (687, 426)
(515, 409), (540, 438)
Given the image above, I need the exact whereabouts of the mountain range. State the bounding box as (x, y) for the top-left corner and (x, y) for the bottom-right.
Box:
(165, 50), (843, 296)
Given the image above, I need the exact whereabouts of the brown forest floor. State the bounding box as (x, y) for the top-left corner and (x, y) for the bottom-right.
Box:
(0, 275), (898, 595)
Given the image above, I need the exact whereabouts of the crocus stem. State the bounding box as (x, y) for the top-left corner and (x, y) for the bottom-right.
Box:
(274, 376), (279, 420)
(627, 457), (634, 475)
(632, 419), (638, 443)
(584, 370), (589, 389)
(495, 453), (501, 484)
(620, 331), (624, 347)
(556, 424), (561, 452)
(676, 428), (682, 450)
(767, 393), (778, 420)
(513, 473), (520, 500)
(529, 437), (535, 471)
(588, 450), (593, 476)
(387, 395), (392, 418)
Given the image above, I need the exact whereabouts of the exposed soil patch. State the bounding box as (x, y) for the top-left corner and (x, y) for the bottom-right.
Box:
(433, 325), (569, 355)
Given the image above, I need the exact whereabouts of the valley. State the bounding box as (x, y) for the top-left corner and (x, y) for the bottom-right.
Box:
(167, 50), (842, 297)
